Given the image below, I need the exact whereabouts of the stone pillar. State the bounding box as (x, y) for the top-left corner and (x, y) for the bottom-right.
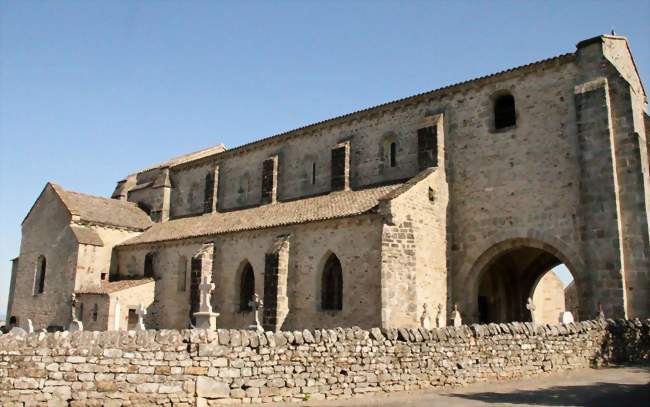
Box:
(6, 257), (18, 322)
(207, 165), (219, 213)
(262, 234), (291, 332)
(152, 167), (172, 222)
(574, 78), (627, 319)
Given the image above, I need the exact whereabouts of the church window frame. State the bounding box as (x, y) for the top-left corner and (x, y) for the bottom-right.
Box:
(144, 252), (155, 278)
(33, 255), (46, 295)
(492, 92), (517, 130)
(239, 262), (255, 312)
(321, 253), (343, 311)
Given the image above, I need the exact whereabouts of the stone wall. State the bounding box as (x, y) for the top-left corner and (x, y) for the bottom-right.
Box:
(1, 319), (647, 406)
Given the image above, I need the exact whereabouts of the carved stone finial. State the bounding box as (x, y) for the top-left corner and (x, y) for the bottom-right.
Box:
(436, 304), (446, 328)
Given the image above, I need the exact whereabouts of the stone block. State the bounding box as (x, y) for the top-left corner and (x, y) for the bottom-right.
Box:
(196, 377), (230, 399)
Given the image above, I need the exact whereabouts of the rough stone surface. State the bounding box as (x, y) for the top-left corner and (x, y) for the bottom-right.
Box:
(0, 319), (648, 405)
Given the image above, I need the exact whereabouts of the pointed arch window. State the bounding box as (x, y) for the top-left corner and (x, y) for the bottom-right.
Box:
(239, 262), (255, 312)
(34, 255), (46, 295)
(321, 254), (343, 310)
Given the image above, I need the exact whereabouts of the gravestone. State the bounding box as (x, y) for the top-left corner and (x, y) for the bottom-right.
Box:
(24, 319), (34, 334)
(193, 276), (219, 330)
(69, 293), (83, 332)
(420, 303), (431, 330)
(560, 311), (574, 324)
(452, 303), (462, 327)
(526, 297), (536, 324)
(248, 293), (264, 332)
(436, 304), (446, 328)
(135, 304), (147, 331)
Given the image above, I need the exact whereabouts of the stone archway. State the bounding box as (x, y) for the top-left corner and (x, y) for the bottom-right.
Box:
(457, 233), (588, 324)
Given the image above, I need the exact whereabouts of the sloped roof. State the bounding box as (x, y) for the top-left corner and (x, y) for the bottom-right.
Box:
(70, 225), (104, 246)
(121, 184), (401, 246)
(76, 278), (155, 295)
(50, 183), (152, 230)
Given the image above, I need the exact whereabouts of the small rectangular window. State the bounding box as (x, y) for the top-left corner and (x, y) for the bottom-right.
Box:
(203, 172), (215, 213)
(261, 158), (275, 204)
(311, 162), (316, 185)
(331, 146), (347, 191)
(389, 142), (397, 168)
(417, 126), (438, 170)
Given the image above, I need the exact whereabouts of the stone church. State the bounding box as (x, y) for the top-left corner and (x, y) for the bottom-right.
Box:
(5, 34), (649, 332)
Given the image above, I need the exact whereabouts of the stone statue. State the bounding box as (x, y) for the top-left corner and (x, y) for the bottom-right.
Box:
(135, 304), (147, 331)
(526, 297), (536, 324)
(193, 275), (220, 330)
(420, 303), (431, 330)
(452, 303), (462, 327)
(436, 304), (446, 328)
(248, 293), (264, 332)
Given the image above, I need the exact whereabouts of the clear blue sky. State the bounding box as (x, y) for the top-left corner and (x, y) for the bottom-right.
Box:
(1, 1), (649, 318)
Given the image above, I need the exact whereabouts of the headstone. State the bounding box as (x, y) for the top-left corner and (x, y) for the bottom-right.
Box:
(9, 327), (27, 337)
(248, 293), (264, 332)
(135, 304), (147, 331)
(560, 311), (574, 324)
(69, 320), (83, 332)
(436, 304), (446, 328)
(597, 303), (605, 321)
(193, 275), (220, 330)
(452, 303), (462, 327)
(24, 319), (34, 334)
(526, 297), (536, 324)
(113, 298), (121, 330)
(71, 293), (78, 321)
(420, 303), (431, 330)
(69, 293), (83, 332)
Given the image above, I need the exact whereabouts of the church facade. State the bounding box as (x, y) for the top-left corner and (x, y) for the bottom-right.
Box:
(6, 35), (650, 332)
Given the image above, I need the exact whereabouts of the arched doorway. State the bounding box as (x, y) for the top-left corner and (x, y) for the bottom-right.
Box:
(475, 240), (581, 324)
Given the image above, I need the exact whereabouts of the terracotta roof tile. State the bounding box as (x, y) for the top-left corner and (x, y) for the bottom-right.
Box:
(76, 278), (154, 295)
(121, 184), (400, 246)
(50, 183), (152, 230)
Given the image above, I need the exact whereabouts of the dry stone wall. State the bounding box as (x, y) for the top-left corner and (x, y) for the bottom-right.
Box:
(1, 319), (648, 406)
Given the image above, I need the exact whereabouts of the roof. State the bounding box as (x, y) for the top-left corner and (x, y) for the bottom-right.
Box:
(76, 278), (155, 295)
(49, 183), (152, 230)
(136, 144), (227, 174)
(70, 225), (104, 246)
(120, 183), (401, 246)
(162, 53), (575, 172)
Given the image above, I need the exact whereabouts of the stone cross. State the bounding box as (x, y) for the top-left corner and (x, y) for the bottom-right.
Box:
(199, 276), (215, 313)
(598, 303), (605, 321)
(436, 304), (446, 328)
(135, 304), (147, 331)
(526, 297), (536, 324)
(248, 293), (264, 332)
(452, 303), (462, 327)
(420, 303), (431, 330)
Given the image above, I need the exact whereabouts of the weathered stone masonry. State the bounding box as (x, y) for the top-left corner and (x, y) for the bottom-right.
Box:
(1, 319), (648, 406)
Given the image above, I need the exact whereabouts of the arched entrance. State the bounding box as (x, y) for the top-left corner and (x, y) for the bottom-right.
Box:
(474, 239), (581, 324)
